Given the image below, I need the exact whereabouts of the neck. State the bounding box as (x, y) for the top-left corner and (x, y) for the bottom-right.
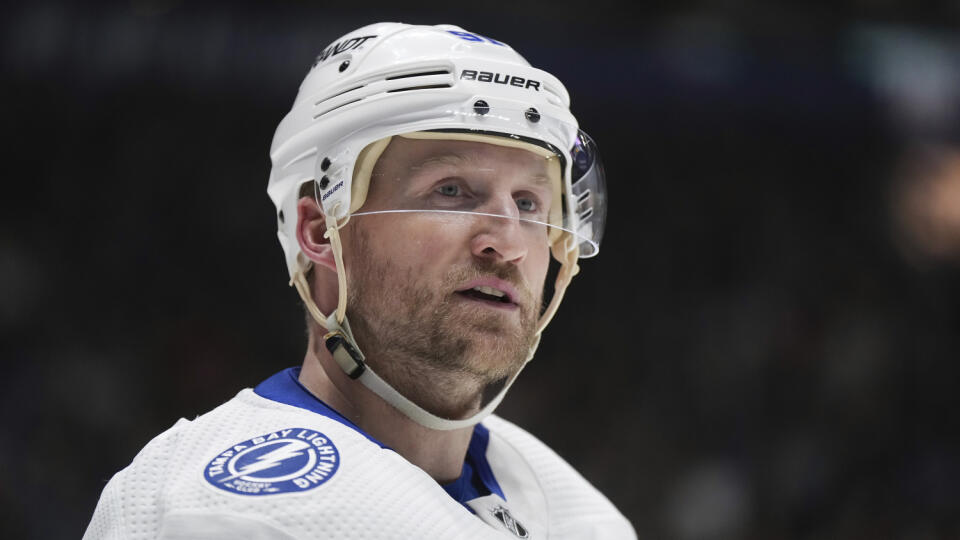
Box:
(298, 331), (475, 483)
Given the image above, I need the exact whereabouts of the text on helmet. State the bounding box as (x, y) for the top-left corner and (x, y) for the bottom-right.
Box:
(313, 35), (378, 66)
(460, 70), (541, 91)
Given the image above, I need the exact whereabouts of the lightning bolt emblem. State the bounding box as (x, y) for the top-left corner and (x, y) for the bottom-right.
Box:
(219, 439), (311, 483)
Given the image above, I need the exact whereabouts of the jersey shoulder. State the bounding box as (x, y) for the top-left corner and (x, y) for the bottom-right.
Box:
(85, 389), (500, 540)
(483, 414), (636, 540)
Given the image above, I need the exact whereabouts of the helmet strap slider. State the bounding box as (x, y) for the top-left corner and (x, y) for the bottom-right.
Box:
(324, 330), (366, 379)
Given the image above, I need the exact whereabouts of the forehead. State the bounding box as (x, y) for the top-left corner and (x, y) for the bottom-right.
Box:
(371, 137), (552, 182)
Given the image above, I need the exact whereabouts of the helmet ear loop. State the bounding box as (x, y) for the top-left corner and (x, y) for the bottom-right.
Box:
(322, 201), (351, 326)
(535, 234), (581, 335)
(521, 235), (578, 367)
(287, 198), (353, 332)
(290, 261), (330, 332)
(291, 201), (368, 379)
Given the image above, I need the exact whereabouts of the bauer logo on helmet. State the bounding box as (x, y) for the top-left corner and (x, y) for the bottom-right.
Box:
(459, 69), (541, 91)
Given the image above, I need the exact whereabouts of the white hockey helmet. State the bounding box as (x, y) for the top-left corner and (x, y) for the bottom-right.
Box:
(267, 22), (606, 430)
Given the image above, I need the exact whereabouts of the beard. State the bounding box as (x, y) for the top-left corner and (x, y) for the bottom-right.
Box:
(342, 224), (542, 415)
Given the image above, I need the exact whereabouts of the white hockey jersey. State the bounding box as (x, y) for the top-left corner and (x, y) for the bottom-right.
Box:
(84, 367), (635, 539)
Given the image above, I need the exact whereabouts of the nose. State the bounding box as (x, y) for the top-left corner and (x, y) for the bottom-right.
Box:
(470, 195), (527, 264)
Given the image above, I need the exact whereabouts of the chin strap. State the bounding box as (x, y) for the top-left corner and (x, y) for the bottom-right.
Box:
(537, 234), (580, 334)
(291, 204), (580, 431)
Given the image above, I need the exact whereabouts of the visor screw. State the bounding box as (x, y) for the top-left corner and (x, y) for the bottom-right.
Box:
(473, 100), (490, 115)
(320, 157), (331, 171)
(319, 176), (330, 189)
(524, 107), (540, 123)
(338, 60), (350, 72)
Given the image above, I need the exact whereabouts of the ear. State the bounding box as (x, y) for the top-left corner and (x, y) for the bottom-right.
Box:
(296, 196), (337, 273)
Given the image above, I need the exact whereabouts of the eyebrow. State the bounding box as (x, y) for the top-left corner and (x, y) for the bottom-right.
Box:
(411, 153), (552, 185)
(413, 152), (469, 170)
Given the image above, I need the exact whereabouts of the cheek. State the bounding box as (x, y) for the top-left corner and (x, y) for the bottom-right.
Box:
(357, 216), (465, 268)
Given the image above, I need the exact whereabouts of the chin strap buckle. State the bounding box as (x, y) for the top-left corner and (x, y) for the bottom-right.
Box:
(324, 331), (366, 379)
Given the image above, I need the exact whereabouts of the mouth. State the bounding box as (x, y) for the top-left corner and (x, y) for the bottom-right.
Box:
(455, 281), (518, 310)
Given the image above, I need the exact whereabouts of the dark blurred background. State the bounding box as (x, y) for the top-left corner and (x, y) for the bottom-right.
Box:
(3, 1), (960, 538)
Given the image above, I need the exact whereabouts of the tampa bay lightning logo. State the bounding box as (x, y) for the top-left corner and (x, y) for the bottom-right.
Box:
(204, 428), (340, 495)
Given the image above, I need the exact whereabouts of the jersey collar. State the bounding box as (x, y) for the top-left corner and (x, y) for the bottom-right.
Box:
(253, 367), (505, 507)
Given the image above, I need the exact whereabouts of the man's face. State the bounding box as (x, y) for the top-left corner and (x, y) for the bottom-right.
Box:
(341, 136), (554, 390)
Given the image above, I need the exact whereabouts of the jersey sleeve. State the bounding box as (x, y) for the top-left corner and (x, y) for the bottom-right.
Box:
(83, 467), (124, 540)
(83, 418), (191, 540)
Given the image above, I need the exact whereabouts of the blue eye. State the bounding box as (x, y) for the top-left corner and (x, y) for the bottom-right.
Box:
(516, 197), (536, 212)
(438, 184), (460, 197)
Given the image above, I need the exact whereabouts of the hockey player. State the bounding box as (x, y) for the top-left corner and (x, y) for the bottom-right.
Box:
(84, 22), (635, 539)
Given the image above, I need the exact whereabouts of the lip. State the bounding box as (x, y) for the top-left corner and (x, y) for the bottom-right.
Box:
(455, 277), (519, 308)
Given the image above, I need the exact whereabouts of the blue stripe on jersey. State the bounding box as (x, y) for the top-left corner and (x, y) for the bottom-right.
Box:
(254, 367), (385, 447)
(254, 367), (505, 509)
(441, 422), (506, 509)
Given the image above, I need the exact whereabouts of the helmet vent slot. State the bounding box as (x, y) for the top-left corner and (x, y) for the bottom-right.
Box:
(386, 69), (451, 80)
(313, 84), (366, 118)
(313, 98), (363, 119)
(311, 68), (455, 120)
(383, 68), (454, 92)
(386, 83), (452, 93)
(323, 85), (366, 102)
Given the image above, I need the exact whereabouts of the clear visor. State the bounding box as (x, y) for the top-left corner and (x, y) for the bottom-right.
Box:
(319, 106), (606, 258)
(568, 130), (606, 257)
